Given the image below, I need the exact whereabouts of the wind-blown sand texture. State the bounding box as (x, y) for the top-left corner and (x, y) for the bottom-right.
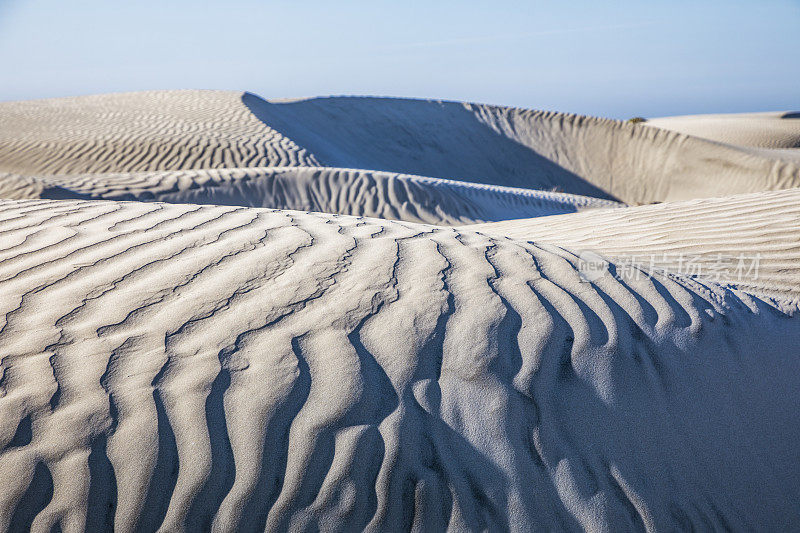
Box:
(470, 187), (800, 302)
(0, 167), (620, 225)
(2, 91), (800, 205)
(646, 111), (800, 149)
(0, 91), (799, 531)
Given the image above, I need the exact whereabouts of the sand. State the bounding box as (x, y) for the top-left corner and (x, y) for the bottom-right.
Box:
(2, 91), (800, 205)
(0, 167), (620, 225)
(469, 187), (800, 302)
(645, 111), (800, 149)
(0, 91), (799, 531)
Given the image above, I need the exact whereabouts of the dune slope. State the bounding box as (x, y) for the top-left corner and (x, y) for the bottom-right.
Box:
(646, 111), (800, 149)
(2, 91), (800, 531)
(247, 94), (800, 204)
(0, 91), (321, 176)
(469, 187), (800, 302)
(2, 91), (800, 205)
(0, 167), (619, 224)
(0, 199), (798, 531)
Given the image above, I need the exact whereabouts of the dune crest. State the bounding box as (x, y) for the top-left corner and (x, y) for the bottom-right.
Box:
(469, 187), (800, 301)
(0, 199), (798, 531)
(0, 166), (619, 224)
(645, 111), (800, 149)
(2, 91), (800, 205)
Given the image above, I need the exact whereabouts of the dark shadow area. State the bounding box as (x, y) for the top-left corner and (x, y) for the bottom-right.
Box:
(8, 414), (32, 448)
(238, 336), (312, 531)
(185, 359), (236, 530)
(9, 461), (54, 532)
(136, 388), (178, 531)
(86, 432), (117, 531)
(242, 93), (619, 201)
(265, 326), (399, 531)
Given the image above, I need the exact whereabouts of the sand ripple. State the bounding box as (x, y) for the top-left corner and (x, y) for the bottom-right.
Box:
(1, 91), (800, 531)
(0, 199), (798, 530)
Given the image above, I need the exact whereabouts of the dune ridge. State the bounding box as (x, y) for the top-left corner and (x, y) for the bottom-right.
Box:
(645, 111), (800, 149)
(0, 166), (619, 224)
(0, 198), (798, 531)
(2, 91), (800, 205)
(1, 90), (800, 531)
(0, 91), (320, 176)
(245, 94), (800, 204)
(469, 187), (800, 302)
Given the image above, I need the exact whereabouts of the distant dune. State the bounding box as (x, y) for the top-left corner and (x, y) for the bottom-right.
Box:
(1, 91), (799, 206)
(0, 91), (799, 531)
(646, 111), (800, 149)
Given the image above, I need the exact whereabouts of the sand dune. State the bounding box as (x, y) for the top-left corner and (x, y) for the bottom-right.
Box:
(244, 94), (800, 204)
(0, 198), (798, 531)
(2, 91), (800, 205)
(0, 167), (619, 224)
(469, 187), (800, 301)
(1, 90), (800, 531)
(0, 91), (320, 176)
(0, 173), (48, 201)
(646, 111), (800, 149)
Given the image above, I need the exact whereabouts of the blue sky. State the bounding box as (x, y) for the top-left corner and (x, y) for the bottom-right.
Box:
(0, 0), (797, 118)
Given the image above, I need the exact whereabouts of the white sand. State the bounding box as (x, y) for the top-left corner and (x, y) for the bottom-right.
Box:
(2, 91), (800, 205)
(469, 187), (800, 302)
(646, 111), (800, 149)
(0, 167), (620, 225)
(0, 91), (799, 531)
(1, 199), (799, 531)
